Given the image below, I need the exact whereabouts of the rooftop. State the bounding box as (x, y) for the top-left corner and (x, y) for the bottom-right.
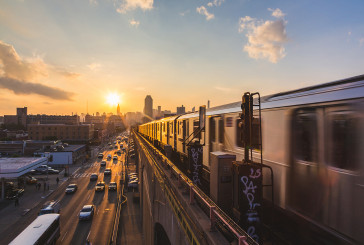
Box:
(0, 157), (48, 178)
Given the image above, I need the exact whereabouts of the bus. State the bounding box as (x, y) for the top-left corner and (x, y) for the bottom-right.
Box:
(10, 214), (60, 245)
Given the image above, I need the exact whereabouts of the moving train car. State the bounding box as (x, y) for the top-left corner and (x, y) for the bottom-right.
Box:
(139, 75), (364, 244)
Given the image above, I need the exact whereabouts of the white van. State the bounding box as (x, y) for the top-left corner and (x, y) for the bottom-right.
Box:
(39, 200), (61, 215)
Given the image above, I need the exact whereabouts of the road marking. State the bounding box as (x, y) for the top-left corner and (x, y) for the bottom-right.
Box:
(87, 230), (91, 240)
(61, 231), (68, 242)
(86, 193), (91, 201)
(73, 167), (81, 175)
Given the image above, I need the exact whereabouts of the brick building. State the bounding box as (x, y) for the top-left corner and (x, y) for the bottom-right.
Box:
(28, 124), (94, 142)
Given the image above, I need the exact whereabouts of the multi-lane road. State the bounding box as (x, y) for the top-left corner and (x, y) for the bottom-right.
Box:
(56, 143), (126, 244)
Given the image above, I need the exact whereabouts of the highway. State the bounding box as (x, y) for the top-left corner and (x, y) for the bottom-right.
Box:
(56, 143), (125, 245)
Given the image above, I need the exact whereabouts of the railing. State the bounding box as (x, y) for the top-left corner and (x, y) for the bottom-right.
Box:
(109, 157), (127, 244)
(134, 130), (258, 245)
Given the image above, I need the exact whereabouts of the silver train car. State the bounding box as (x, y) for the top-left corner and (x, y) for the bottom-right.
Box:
(139, 75), (364, 244)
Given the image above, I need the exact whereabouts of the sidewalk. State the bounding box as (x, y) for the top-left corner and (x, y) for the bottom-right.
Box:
(0, 162), (82, 236)
(0, 145), (105, 241)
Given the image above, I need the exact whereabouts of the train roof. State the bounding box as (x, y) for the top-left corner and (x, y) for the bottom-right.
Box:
(141, 74), (364, 124)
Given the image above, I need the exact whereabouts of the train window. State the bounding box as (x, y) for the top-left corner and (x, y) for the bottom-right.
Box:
(236, 119), (244, 147)
(193, 120), (200, 139)
(226, 117), (233, 127)
(236, 118), (260, 149)
(219, 118), (224, 143)
(294, 110), (317, 162)
(328, 112), (358, 171)
(210, 118), (216, 142)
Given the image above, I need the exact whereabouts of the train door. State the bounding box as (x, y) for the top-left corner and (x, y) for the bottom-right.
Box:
(174, 120), (178, 150)
(159, 123), (163, 142)
(167, 122), (170, 145)
(324, 105), (361, 240)
(288, 108), (326, 222)
(183, 120), (186, 153)
(209, 117), (215, 154)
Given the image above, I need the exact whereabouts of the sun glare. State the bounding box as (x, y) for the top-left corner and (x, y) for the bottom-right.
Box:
(106, 93), (120, 106)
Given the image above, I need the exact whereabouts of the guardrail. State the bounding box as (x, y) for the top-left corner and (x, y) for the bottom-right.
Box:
(133, 130), (257, 245)
(108, 158), (127, 244)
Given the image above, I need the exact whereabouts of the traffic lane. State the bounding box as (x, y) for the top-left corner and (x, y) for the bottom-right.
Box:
(58, 156), (121, 245)
(87, 162), (123, 244)
(88, 189), (117, 244)
(56, 159), (104, 244)
(56, 174), (97, 244)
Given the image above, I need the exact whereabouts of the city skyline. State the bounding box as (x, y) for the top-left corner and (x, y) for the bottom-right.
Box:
(1, 0), (364, 115)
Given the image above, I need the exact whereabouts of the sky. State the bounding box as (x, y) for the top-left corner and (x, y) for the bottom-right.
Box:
(0, 0), (363, 116)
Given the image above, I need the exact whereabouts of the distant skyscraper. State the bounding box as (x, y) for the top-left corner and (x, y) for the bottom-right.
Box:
(144, 95), (153, 119)
(207, 100), (210, 109)
(176, 105), (185, 115)
(117, 104), (121, 116)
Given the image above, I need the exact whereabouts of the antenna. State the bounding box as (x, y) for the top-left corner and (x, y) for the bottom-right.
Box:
(87, 100), (88, 115)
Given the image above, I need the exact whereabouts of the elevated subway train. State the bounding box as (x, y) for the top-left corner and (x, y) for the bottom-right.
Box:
(139, 75), (364, 244)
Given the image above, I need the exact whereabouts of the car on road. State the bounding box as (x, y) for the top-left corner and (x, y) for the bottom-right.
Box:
(25, 176), (37, 184)
(98, 153), (104, 158)
(39, 200), (60, 215)
(65, 184), (78, 194)
(116, 150), (121, 155)
(107, 154), (112, 160)
(48, 169), (60, 174)
(104, 168), (112, 175)
(108, 182), (117, 191)
(79, 205), (95, 220)
(95, 181), (106, 192)
(113, 156), (118, 161)
(90, 173), (98, 181)
(100, 160), (106, 167)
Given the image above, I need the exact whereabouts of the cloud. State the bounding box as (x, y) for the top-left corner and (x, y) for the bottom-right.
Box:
(129, 19), (140, 27)
(0, 40), (80, 79)
(89, 0), (98, 5)
(87, 62), (101, 71)
(268, 8), (285, 18)
(0, 40), (77, 99)
(207, 0), (224, 7)
(196, 6), (214, 21)
(115, 0), (153, 13)
(0, 40), (48, 81)
(239, 8), (288, 63)
(0, 76), (74, 100)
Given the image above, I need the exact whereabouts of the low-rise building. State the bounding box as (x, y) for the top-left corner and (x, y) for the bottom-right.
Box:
(27, 114), (79, 125)
(36, 144), (86, 167)
(28, 124), (94, 142)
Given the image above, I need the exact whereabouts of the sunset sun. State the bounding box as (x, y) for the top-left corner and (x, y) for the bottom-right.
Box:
(106, 93), (120, 106)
